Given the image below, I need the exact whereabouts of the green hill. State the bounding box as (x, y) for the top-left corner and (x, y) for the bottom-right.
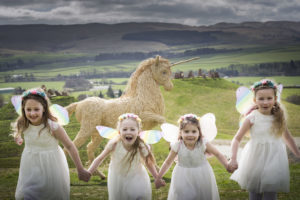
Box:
(0, 78), (299, 199)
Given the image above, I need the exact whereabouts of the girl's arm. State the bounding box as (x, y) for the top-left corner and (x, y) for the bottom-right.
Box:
(206, 142), (228, 169)
(229, 118), (251, 170)
(283, 128), (300, 158)
(143, 158), (158, 179)
(88, 142), (114, 174)
(52, 126), (91, 182)
(156, 150), (177, 179)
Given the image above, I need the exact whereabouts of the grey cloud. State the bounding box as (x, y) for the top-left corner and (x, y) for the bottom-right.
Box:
(0, 0), (299, 25)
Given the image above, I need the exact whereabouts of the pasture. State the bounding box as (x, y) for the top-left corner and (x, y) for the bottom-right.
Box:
(0, 78), (299, 199)
(1, 45), (300, 83)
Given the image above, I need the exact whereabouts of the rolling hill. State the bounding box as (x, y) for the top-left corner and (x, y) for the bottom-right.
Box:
(0, 21), (300, 54)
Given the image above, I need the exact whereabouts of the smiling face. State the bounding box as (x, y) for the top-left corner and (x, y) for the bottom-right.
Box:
(254, 88), (277, 115)
(180, 123), (200, 148)
(119, 118), (140, 148)
(24, 99), (44, 125)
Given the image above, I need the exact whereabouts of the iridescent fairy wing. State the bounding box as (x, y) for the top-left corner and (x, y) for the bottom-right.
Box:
(49, 104), (69, 125)
(96, 126), (118, 139)
(236, 86), (254, 115)
(277, 84), (283, 102)
(139, 130), (162, 144)
(11, 95), (22, 116)
(160, 123), (179, 143)
(200, 113), (217, 142)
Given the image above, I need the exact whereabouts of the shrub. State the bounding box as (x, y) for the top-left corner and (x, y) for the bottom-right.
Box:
(286, 95), (300, 105)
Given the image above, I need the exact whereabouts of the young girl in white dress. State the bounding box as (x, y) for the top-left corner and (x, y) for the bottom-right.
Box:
(88, 113), (161, 200)
(155, 114), (230, 200)
(229, 79), (300, 200)
(13, 88), (90, 200)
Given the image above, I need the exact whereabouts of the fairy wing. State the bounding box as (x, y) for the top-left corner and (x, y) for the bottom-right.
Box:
(11, 95), (22, 116)
(236, 86), (254, 115)
(277, 84), (283, 102)
(139, 130), (162, 144)
(96, 126), (119, 139)
(160, 123), (179, 143)
(200, 113), (217, 142)
(49, 104), (69, 126)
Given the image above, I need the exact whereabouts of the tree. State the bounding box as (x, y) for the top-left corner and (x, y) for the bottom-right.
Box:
(106, 85), (115, 98)
(118, 89), (123, 97)
(99, 91), (104, 98)
(0, 95), (4, 108)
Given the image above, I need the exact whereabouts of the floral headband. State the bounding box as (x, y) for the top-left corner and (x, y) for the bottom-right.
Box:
(22, 88), (47, 100)
(118, 113), (142, 123)
(178, 113), (201, 124)
(251, 79), (277, 91)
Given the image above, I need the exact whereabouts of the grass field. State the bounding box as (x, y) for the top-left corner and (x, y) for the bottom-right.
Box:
(1, 45), (300, 82)
(0, 78), (299, 199)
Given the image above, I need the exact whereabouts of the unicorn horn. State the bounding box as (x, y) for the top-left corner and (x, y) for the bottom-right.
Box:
(171, 57), (200, 67)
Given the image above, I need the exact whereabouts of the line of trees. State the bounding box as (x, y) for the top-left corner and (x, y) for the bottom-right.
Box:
(95, 48), (241, 61)
(216, 60), (300, 76)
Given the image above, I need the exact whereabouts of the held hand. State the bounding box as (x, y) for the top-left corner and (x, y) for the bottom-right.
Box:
(78, 168), (91, 182)
(227, 159), (238, 173)
(15, 137), (23, 146)
(154, 178), (166, 189)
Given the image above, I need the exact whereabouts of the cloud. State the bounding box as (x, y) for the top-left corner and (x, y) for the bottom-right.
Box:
(0, 0), (299, 25)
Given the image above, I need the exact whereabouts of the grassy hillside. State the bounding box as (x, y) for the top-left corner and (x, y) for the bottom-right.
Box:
(0, 78), (299, 199)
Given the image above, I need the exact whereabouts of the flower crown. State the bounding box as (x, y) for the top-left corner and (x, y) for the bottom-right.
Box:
(22, 88), (46, 100)
(118, 113), (142, 123)
(251, 79), (277, 91)
(178, 113), (200, 124)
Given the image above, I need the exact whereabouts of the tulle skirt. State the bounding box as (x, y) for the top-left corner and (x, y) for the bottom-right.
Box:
(168, 162), (220, 200)
(230, 140), (289, 193)
(15, 146), (70, 200)
(108, 164), (151, 200)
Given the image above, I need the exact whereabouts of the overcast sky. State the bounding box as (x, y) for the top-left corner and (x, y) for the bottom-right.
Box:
(0, 0), (299, 26)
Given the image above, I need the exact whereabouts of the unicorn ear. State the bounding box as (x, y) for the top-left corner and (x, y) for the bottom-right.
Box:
(155, 55), (160, 66)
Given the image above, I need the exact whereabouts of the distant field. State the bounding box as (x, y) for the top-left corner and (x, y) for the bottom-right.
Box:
(1, 45), (300, 81)
(0, 81), (65, 90)
(226, 76), (300, 86)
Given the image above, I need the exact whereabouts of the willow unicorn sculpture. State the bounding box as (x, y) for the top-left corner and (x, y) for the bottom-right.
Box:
(65, 56), (198, 178)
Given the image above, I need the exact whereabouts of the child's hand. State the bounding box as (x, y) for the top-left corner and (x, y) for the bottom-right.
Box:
(154, 178), (166, 189)
(227, 159), (238, 173)
(15, 137), (23, 146)
(78, 169), (91, 182)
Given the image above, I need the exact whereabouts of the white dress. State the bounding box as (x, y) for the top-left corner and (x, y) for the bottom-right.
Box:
(107, 139), (152, 200)
(168, 140), (220, 200)
(230, 110), (290, 193)
(15, 120), (70, 200)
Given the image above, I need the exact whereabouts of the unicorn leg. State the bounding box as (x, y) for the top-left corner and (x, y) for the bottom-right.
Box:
(87, 133), (106, 179)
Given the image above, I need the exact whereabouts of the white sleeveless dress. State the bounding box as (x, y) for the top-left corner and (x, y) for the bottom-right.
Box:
(15, 120), (70, 200)
(107, 139), (152, 200)
(230, 110), (290, 193)
(168, 140), (220, 200)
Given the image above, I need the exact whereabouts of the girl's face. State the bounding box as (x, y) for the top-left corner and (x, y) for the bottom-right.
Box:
(254, 88), (276, 115)
(119, 118), (139, 147)
(180, 123), (200, 147)
(24, 99), (44, 125)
